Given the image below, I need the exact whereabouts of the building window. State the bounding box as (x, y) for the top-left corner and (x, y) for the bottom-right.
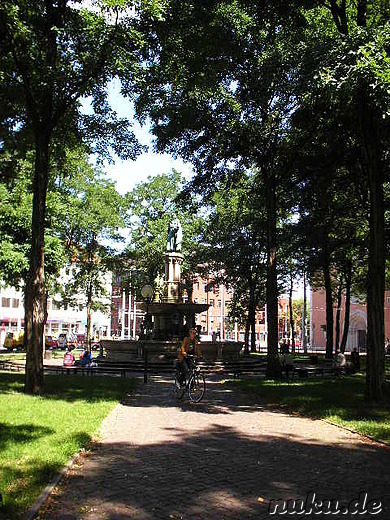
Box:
(12, 298), (19, 308)
(209, 299), (214, 306)
(217, 300), (222, 308)
(202, 298), (206, 304)
(193, 283), (199, 291)
(2, 298), (10, 307)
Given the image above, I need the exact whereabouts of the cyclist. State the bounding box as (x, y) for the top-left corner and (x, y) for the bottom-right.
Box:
(176, 328), (200, 385)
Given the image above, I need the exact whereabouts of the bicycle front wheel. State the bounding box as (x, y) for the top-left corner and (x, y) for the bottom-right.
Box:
(188, 372), (206, 403)
(174, 374), (185, 400)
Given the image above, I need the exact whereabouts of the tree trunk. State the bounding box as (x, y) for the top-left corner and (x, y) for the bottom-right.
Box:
(264, 171), (280, 378)
(340, 260), (352, 354)
(334, 277), (343, 354)
(359, 92), (385, 402)
(86, 278), (93, 352)
(289, 272), (295, 353)
(24, 132), (50, 394)
(244, 316), (250, 356)
(323, 253), (334, 359)
(303, 271), (308, 354)
(249, 287), (257, 353)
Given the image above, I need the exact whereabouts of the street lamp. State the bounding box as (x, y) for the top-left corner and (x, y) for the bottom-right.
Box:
(141, 284), (154, 337)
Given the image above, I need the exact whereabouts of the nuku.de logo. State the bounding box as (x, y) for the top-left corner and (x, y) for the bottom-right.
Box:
(268, 491), (382, 516)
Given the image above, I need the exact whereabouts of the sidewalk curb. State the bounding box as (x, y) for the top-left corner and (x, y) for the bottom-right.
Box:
(24, 452), (81, 520)
(24, 406), (119, 520)
(322, 418), (390, 449)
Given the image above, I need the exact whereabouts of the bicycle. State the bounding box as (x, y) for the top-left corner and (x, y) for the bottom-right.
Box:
(174, 355), (206, 403)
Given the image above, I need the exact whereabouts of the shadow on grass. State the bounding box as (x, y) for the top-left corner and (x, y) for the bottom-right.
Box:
(0, 372), (136, 403)
(0, 422), (54, 450)
(235, 374), (390, 443)
(0, 459), (65, 518)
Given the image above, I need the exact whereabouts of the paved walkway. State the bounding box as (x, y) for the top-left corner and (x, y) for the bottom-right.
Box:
(37, 375), (389, 520)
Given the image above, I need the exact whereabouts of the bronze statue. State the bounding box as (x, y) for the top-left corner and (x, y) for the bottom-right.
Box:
(167, 215), (182, 252)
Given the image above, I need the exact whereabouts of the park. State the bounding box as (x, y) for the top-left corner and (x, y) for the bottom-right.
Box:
(1, 0), (390, 518)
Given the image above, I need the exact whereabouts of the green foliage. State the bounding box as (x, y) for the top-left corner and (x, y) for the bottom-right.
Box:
(124, 170), (205, 288)
(0, 0), (144, 162)
(201, 172), (267, 327)
(0, 154), (69, 287)
(51, 150), (126, 331)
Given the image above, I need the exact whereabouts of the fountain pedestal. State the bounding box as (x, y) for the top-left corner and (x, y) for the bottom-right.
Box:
(164, 251), (183, 302)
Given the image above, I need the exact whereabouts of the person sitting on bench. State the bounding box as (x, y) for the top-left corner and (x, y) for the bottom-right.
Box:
(280, 350), (294, 379)
(63, 347), (75, 367)
(76, 348), (94, 367)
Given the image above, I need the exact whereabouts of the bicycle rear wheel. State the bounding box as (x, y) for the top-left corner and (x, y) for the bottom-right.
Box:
(174, 373), (185, 400)
(188, 372), (206, 403)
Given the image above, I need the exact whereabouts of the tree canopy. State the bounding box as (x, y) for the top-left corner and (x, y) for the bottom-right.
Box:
(0, 0), (145, 393)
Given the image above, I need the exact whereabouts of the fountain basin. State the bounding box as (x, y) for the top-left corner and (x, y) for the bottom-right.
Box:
(102, 338), (243, 363)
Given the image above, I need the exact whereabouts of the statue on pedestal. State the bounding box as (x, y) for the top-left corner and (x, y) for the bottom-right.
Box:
(167, 215), (182, 252)
(153, 273), (165, 302)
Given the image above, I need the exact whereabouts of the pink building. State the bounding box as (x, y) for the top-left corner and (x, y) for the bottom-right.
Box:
(309, 289), (390, 352)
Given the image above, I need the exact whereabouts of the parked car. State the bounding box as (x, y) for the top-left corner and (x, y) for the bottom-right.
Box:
(76, 334), (86, 348)
(57, 332), (78, 350)
(3, 331), (24, 350)
(45, 335), (58, 349)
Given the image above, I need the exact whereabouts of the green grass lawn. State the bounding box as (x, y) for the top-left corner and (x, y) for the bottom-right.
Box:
(235, 374), (390, 445)
(0, 349), (83, 362)
(0, 372), (136, 519)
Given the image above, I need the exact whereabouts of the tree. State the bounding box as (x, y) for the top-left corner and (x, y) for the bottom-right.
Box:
(54, 150), (126, 350)
(133, 0), (308, 377)
(200, 173), (268, 355)
(124, 170), (205, 292)
(296, 0), (390, 398)
(0, 151), (67, 294)
(0, 0), (143, 393)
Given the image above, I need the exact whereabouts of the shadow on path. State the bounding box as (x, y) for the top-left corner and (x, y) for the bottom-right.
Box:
(38, 375), (390, 520)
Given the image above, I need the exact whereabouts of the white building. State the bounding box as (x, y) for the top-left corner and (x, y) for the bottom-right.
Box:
(0, 271), (112, 346)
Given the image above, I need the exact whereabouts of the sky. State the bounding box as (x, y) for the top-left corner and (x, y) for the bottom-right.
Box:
(101, 79), (194, 195)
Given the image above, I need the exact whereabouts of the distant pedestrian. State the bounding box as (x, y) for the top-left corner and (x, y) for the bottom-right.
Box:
(350, 348), (360, 372)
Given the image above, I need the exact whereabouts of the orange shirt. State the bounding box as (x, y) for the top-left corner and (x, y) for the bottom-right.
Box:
(178, 336), (199, 362)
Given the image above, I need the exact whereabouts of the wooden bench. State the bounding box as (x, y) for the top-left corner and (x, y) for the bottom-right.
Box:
(0, 360), (24, 372)
(43, 359), (176, 379)
(217, 360), (267, 378)
(292, 365), (325, 379)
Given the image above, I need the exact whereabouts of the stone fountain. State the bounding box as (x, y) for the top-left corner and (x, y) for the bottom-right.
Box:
(102, 216), (242, 362)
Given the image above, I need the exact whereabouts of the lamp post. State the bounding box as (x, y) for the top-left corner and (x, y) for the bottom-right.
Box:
(141, 284), (153, 384)
(141, 284), (154, 337)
